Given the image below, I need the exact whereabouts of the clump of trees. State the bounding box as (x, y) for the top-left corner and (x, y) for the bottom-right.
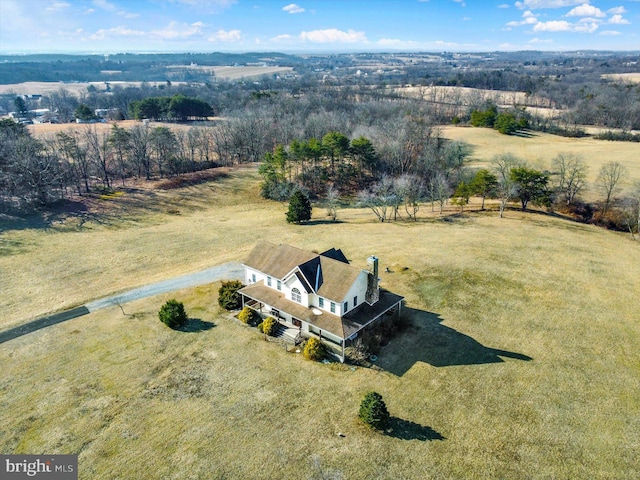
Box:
(470, 103), (528, 135)
(158, 299), (188, 329)
(129, 95), (213, 121)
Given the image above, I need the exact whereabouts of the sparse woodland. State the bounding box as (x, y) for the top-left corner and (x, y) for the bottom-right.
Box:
(1, 51), (639, 237)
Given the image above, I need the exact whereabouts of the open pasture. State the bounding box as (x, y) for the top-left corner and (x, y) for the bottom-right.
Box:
(1, 169), (639, 479)
(441, 125), (640, 195)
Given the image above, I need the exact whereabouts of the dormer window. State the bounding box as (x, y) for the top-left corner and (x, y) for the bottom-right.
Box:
(251, 273), (256, 283)
(343, 301), (348, 313)
(277, 280), (281, 291)
(267, 276), (272, 287)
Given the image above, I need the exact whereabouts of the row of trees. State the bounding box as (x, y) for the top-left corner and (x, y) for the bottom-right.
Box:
(353, 151), (639, 237)
(0, 119), (236, 211)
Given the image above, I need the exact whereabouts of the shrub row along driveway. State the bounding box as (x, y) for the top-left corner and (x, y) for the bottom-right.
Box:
(0, 262), (243, 344)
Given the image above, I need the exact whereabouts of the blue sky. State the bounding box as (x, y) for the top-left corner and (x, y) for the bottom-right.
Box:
(1, 0), (639, 54)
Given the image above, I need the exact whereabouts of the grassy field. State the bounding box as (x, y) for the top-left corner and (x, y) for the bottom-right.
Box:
(1, 164), (639, 478)
(440, 126), (640, 195)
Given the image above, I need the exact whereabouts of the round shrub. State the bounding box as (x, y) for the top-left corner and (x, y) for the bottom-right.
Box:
(358, 391), (390, 430)
(218, 280), (245, 310)
(303, 337), (325, 361)
(262, 316), (277, 336)
(158, 299), (188, 329)
(238, 306), (258, 325)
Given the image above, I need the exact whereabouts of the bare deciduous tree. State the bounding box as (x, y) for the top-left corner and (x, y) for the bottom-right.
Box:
(597, 161), (627, 217)
(552, 153), (588, 207)
(492, 153), (521, 218)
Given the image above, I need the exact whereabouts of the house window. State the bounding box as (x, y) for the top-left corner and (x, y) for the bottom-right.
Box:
(319, 297), (324, 308)
(344, 301), (348, 312)
(330, 302), (335, 313)
(251, 273), (256, 283)
(292, 288), (301, 303)
(267, 276), (272, 287)
(277, 280), (281, 291)
(353, 296), (358, 307)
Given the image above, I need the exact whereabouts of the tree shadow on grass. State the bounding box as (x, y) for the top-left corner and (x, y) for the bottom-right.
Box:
(376, 308), (532, 376)
(302, 219), (345, 226)
(177, 318), (216, 332)
(386, 417), (445, 441)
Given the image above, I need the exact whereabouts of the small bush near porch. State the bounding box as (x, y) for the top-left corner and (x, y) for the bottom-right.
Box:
(303, 337), (325, 361)
(238, 306), (259, 326)
(258, 316), (277, 336)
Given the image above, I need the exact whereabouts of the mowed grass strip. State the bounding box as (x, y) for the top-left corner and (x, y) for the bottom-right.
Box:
(1, 168), (639, 478)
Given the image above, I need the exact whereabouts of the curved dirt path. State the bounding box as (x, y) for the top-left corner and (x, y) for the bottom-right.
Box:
(0, 262), (243, 344)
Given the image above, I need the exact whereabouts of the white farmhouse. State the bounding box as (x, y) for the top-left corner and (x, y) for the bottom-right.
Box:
(239, 242), (404, 361)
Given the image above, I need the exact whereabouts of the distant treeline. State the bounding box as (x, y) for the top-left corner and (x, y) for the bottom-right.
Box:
(0, 52), (300, 84)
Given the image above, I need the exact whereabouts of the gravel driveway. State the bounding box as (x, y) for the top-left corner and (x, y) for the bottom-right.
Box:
(0, 262), (243, 344)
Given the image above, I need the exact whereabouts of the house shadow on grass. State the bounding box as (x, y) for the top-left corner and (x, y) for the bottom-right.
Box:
(177, 318), (216, 332)
(386, 417), (445, 441)
(375, 308), (532, 376)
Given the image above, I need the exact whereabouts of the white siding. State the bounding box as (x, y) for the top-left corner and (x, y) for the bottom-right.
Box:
(341, 271), (369, 314)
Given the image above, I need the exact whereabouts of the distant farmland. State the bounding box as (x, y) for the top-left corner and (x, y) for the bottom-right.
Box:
(0, 66), (294, 96)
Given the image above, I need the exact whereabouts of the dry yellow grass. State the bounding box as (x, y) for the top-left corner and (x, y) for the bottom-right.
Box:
(1, 169), (639, 478)
(601, 73), (640, 84)
(441, 125), (640, 195)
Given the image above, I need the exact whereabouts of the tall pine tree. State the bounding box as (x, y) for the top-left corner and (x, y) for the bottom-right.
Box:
(286, 189), (312, 224)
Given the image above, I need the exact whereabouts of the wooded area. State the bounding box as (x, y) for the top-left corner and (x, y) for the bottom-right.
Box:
(1, 51), (638, 236)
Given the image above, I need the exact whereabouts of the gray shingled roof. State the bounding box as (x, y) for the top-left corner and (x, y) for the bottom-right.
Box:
(243, 242), (363, 303)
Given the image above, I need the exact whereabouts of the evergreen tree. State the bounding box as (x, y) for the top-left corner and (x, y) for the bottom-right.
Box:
(286, 189), (312, 224)
(158, 299), (188, 329)
(359, 391), (390, 430)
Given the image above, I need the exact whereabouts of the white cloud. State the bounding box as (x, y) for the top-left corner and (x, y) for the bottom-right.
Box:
(529, 37), (553, 43)
(89, 26), (145, 40)
(515, 0), (583, 10)
(117, 11), (140, 19)
(533, 20), (572, 31)
(507, 10), (538, 26)
(498, 3), (510, 8)
(208, 29), (242, 42)
(573, 21), (598, 32)
(566, 4), (605, 18)
(271, 34), (293, 42)
(283, 3), (305, 14)
(607, 6), (626, 15)
(600, 30), (621, 35)
(453, 0), (466, 6)
(299, 28), (366, 43)
(462, 16), (471, 21)
(92, 0), (116, 12)
(150, 21), (205, 40)
(46, 2), (71, 11)
(608, 14), (629, 24)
